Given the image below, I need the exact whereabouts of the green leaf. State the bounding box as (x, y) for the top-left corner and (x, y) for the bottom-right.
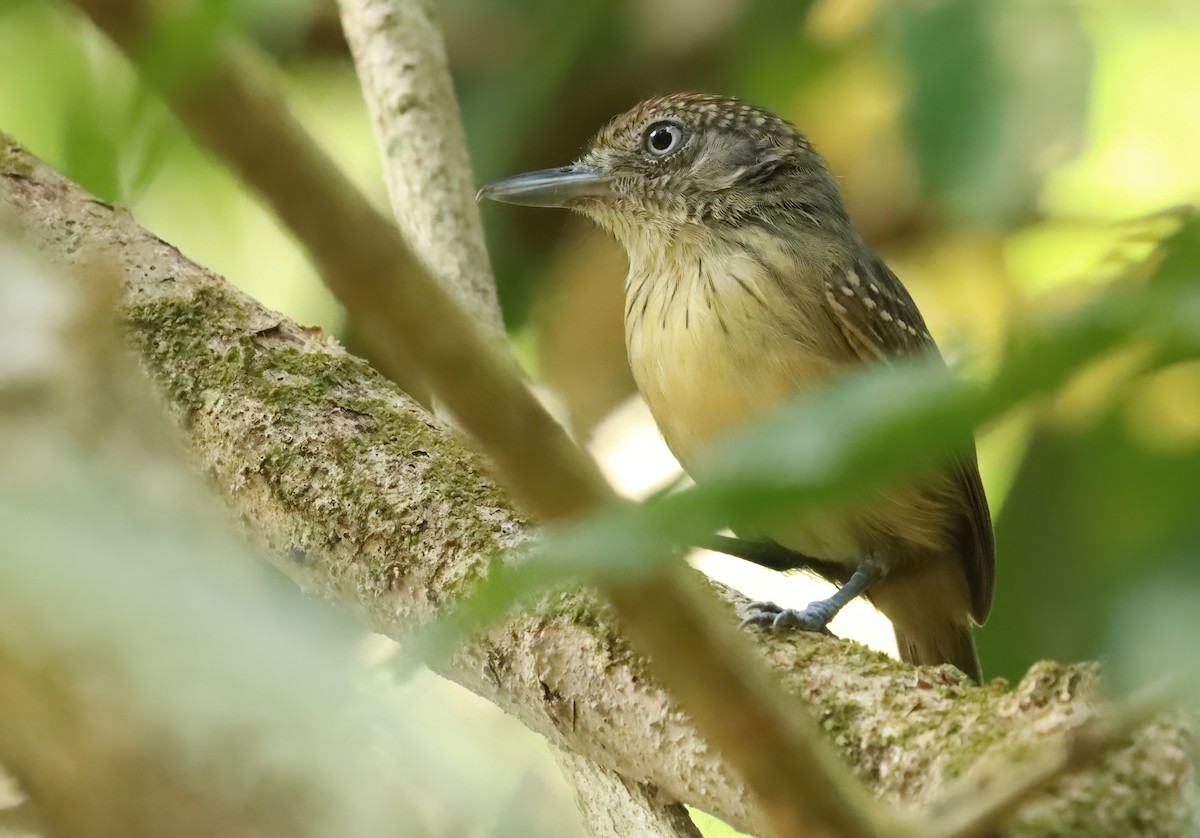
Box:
(1147, 208), (1200, 290)
(984, 413), (1200, 679)
(895, 0), (1006, 218)
(892, 0), (1091, 223)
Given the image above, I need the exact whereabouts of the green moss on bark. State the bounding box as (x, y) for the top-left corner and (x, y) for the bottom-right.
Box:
(0, 134), (38, 179)
(123, 284), (527, 605)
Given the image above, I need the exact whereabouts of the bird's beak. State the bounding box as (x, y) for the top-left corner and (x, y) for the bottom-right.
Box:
(476, 164), (611, 208)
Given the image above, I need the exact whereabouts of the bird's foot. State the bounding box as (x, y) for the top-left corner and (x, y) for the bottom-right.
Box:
(740, 600), (837, 635)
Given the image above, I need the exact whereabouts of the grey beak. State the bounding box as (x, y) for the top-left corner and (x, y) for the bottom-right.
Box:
(476, 164), (611, 208)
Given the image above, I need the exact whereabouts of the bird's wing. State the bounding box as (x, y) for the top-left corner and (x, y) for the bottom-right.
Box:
(821, 253), (995, 624)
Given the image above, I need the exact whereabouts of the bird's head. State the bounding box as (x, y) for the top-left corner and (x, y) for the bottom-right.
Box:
(479, 93), (850, 253)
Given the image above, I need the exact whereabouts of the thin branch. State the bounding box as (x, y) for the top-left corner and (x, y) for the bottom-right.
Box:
(63, 3), (887, 836)
(2, 144), (1193, 834)
(336, 0), (504, 346)
(927, 684), (1181, 838)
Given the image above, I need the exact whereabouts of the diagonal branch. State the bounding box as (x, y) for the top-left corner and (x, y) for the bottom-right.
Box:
(3, 134), (1193, 837)
(71, 0), (610, 520)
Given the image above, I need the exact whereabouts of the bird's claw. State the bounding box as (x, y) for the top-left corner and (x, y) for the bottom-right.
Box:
(740, 600), (836, 635)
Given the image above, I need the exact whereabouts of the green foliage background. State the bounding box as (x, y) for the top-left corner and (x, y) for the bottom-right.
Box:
(3, 0), (1200, 834)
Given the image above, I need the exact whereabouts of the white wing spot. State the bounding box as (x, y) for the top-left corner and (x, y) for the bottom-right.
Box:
(863, 297), (877, 310)
(879, 311), (893, 322)
(841, 286), (854, 296)
(848, 270), (861, 287)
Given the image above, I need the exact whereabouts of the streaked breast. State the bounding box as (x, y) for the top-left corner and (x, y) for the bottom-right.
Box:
(623, 238), (836, 471)
(623, 239), (870, 560)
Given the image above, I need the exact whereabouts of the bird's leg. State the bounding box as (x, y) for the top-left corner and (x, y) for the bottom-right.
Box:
(697, 534), (820, 572)
(741, 559), (883, 634)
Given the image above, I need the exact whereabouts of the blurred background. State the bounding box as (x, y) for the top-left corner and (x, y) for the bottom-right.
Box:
(2, 0), (1199, 834)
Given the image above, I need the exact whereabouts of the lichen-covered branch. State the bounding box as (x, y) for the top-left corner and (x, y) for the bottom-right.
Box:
(926, 685), (1182, 838)
(3, 135), (1193, 837)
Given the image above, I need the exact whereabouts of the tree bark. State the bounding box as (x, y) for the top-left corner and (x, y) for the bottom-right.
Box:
(336, 0), (504, 347)
(2, 135), (1194, 837)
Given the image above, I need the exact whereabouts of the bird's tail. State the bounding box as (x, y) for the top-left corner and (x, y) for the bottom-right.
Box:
(893, 622), (981, 684)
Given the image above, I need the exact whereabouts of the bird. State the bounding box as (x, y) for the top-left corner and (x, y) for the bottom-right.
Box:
(478, 93), (994, 683)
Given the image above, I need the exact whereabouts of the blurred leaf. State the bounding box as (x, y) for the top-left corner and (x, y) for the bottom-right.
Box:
(981, 215), (1200, 678)
(122, 87), (177, 198)
(62, 74), (178, 203)
(124, 0), (320, 94)
(724, 0), (828, 104)
(0, 0), (36, 17)
(891, 0), (1091, 223)
(62, 88), (123, 202)
(1111, 569), (1200, 702)
(239, 0), (326, 58)
(982, 412), (1200, 680)
(894, 0), (1006, 218)
(1147, 208), (1200, 290)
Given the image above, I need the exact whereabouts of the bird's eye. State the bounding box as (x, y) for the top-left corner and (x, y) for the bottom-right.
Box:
(644, 122), (684, 157)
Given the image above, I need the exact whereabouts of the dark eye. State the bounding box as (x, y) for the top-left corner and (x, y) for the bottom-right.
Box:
(644, 122), (684, 157)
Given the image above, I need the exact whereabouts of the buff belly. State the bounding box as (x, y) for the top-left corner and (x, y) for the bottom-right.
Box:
(624, 257), (867, 565)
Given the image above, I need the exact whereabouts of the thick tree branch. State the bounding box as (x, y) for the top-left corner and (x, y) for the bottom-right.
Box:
(927, 685), (1181, 838)
(3, 136), (1194, 836)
